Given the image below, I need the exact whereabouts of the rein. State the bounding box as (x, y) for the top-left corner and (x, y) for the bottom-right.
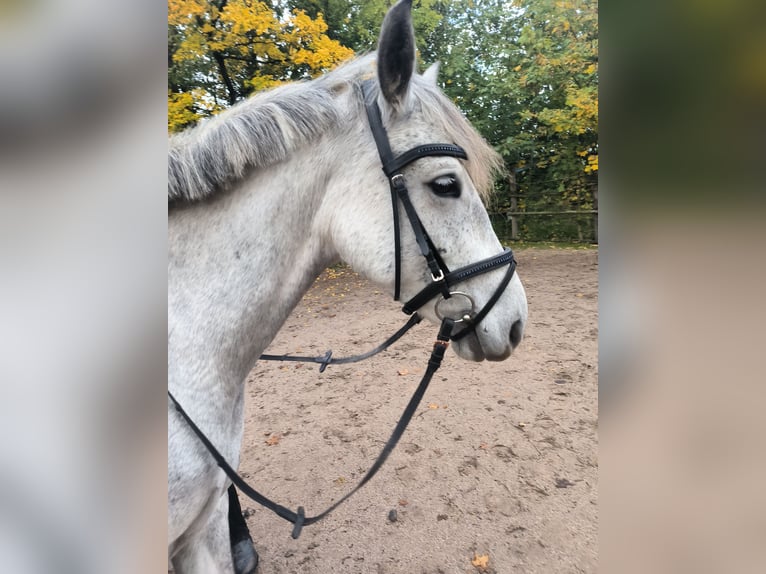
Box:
(169, 80), (518, 539)
(168, 318), (453, 540)
(260, 312), (422, 372)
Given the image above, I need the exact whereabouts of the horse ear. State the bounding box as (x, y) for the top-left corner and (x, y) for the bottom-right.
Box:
(422, 62), (440, 85)
(377, 0), (415, 109)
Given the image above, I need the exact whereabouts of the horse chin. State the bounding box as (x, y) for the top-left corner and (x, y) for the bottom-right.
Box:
(452, 332), (512, 362)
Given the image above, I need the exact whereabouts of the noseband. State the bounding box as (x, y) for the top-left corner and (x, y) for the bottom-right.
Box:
(362, 81), (516, 341)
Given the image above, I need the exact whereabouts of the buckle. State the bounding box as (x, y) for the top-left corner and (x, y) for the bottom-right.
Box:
(431, 268), (445, 282)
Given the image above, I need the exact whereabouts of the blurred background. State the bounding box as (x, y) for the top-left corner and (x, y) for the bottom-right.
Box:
(0, 1), (167, 572)
(1, 0), (764, 571)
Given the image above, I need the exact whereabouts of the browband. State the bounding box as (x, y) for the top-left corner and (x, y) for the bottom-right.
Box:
(382, 144), (467, 177)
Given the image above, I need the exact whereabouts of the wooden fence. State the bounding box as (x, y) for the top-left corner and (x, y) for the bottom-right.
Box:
(490, 173), (598, 244)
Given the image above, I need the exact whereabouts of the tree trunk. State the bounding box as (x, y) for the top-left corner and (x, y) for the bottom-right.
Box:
(213, 51), (238, 106)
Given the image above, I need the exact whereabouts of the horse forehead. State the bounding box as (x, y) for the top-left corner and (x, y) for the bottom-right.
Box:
(387, 116), (452, 149)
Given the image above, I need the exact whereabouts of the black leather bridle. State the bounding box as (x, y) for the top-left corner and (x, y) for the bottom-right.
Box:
(168, 80), (519, 539)
(361, 81), (517, 340)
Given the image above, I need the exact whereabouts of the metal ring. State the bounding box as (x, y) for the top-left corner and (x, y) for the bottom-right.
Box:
(434, 291), (476, 323)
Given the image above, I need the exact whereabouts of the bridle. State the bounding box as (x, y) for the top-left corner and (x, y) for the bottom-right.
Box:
(168, 80), (519, 539)
(361, 80), (517, 340)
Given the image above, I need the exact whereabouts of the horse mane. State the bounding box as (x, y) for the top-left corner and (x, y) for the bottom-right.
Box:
(406, 75), (504, 201)
(168, 55), (502, 205)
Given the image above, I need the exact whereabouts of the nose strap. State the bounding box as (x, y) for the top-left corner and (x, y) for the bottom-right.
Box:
(402, 248), (514, 314)
(450, 253), (516, 341)
(402, 248), (516, 341)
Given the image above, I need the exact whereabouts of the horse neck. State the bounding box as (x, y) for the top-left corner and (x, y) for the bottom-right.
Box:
(168, 138), (346, 392)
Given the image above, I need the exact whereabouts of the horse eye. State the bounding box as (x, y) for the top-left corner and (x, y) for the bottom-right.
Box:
(428, 175), (461, 197)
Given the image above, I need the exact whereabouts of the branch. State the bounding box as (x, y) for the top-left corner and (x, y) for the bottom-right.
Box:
(212, 51), (239, 105)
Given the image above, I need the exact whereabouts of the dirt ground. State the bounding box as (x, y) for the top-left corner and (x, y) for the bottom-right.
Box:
(240, 247), (598, 574)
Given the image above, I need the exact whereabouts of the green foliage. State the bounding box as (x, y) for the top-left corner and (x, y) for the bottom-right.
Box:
(428, 0), (598, 242)
(282, 0), (444, 54)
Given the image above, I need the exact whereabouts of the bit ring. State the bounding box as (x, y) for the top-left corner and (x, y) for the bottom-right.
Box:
(434, 291), (475, 323)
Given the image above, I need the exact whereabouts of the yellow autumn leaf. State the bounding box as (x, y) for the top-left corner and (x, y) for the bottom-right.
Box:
(471, 553), (490, 571)
(265, 434), (281, 446)
(169, 0), (353, 118)
(168, 91), (199, 133)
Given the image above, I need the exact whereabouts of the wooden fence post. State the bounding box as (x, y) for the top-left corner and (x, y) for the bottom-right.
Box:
(508, 172), (519, 241)
(592, 185), (598, 244)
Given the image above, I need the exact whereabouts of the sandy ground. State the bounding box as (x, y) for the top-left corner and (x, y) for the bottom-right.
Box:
(239, 247), (598, 573)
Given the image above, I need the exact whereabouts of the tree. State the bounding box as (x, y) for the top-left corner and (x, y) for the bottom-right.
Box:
(427, 0), (598, 241)
(168, 0), (599, 241)
(283, 0), (444, 55)
(168, 0), (353, 131)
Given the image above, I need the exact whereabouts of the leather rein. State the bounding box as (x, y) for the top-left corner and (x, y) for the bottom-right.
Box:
(168, 81), (517, 539)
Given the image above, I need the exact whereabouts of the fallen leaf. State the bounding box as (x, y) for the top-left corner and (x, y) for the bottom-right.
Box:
(398, 499), (408, 506)
(265, 434), (281, 446)
(471, 553), (490, 571)
(479, 442), (489, 450)
(397, 369), (409, 376)
(428, 403), (439, 409)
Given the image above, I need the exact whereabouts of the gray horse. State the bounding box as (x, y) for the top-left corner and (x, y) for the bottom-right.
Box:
(168, 1), (528, 571)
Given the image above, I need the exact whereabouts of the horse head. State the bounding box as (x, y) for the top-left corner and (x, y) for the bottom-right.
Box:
(323, 0), (528, 362)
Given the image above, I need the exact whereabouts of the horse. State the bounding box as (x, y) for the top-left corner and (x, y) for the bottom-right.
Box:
(168, 0), (528, 571)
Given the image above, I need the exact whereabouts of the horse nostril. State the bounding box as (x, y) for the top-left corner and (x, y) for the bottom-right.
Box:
(509, 319), (523, 349)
